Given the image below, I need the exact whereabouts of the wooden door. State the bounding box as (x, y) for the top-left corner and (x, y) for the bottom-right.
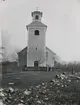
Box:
(34, 61), (38, 67)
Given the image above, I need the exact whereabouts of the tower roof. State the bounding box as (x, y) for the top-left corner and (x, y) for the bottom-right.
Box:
(26, 21), (47, 29)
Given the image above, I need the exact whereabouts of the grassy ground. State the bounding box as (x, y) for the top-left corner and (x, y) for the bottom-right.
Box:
(1, 71), (64, 88)
(1, 72), (80, 105)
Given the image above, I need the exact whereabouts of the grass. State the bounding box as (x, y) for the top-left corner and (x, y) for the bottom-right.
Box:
(1, 72), (80, 105)
(1, 71), (63, 88)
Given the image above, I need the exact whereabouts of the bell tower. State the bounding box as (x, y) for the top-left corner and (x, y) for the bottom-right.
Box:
(32, 10), (42, 22)
(26, 10), (47, 67)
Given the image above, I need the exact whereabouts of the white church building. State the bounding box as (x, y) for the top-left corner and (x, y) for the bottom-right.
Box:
(18, 10), (60, 69)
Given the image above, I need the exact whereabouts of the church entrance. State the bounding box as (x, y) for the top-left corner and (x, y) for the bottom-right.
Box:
(34, 61), (39, 67)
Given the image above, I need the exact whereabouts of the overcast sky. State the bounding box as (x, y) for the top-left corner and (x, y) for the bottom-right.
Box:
(0, 0), (80, 62)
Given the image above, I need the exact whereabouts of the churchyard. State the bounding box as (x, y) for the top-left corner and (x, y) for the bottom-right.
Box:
(0, 61), (80, 105)
(0, 69), (80, 105)
(1, 71), (61, 88)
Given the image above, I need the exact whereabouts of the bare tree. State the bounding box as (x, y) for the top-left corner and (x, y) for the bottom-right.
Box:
(36, 50), (46, 66)
(0, 29), (20, 63)
(38, 52), (45, 66)
(0, 46), (9, 62)
(10, 51), (18, 62)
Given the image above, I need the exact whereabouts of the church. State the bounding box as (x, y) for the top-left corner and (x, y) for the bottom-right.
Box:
(18, 10), (59, 69)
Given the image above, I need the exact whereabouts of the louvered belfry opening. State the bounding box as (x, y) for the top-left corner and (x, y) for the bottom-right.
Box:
(35, 15), (39, 20)
(34, 30), (39, 35)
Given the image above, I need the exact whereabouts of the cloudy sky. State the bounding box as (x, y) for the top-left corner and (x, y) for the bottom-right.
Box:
(0, 0), (80, 62)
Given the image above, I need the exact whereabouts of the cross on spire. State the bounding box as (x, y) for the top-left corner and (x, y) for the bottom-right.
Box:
(36, 6), (39, 11)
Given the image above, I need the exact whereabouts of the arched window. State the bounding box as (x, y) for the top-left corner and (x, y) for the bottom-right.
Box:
(34, 30), (39, 35)
(35, 15), (39, 20)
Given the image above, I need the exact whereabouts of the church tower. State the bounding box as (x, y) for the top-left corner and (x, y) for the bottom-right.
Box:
(26, 10), (47, 67)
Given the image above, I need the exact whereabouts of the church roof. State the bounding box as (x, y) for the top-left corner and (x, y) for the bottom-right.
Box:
(46, 47), (56, 55)
(18, 46), (27, 54)
(26, 21), (47, 28)
(18, 46), (56, 55)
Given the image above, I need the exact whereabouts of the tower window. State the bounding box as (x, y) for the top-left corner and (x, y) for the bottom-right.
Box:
(35, 15), (39, 20)
(34, 30), (39, 35)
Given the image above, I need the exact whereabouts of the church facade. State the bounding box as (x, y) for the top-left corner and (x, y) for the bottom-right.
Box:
(18, 10), (59, 68)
